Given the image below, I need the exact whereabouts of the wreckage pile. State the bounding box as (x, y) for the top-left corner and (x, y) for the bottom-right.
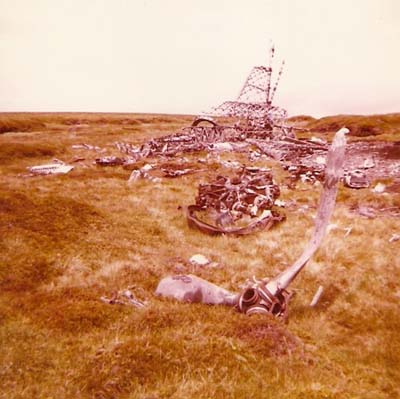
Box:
(115, 124), (251, 161)
(187, 166), (284, 235)
(157, 128), (350, 318)
(116, 45), (291, 161)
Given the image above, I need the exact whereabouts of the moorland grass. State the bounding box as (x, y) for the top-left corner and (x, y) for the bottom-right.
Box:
(0, 113), (399, 398)
(299, 113), (400, 141)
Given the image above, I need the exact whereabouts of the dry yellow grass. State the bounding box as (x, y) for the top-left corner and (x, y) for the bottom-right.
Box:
(0, 113), (399, 398)
(288, 113), (400, 142)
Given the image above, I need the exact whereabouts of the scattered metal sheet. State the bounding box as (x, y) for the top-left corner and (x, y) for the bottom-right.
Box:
(127, 161), (200, 183)
(283, 163), (325, 184)
(27, 163), (74, 176)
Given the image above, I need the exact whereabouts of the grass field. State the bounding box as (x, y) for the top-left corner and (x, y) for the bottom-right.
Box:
(287, 113), (400, 142)
(0, 112), (399, 398)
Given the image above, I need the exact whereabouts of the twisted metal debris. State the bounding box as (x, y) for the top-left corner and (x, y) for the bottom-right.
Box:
(186, 166), (284, 235)
(202, 45), (287, 132)
(116, 45), (292, 161)
(157, 128), (349, 319)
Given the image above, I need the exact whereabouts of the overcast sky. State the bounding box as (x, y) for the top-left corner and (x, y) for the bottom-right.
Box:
(1, 0), (399, 117)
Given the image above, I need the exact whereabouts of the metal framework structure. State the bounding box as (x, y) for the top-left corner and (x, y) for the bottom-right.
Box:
(201, 45), (287, 132)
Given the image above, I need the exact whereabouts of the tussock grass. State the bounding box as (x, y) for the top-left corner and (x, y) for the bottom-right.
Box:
(296, 113), (400, 141)
(0, 112), (399, 398)
(0, 114), (46, 133)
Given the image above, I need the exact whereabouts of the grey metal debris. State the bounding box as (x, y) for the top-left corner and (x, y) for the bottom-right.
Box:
(155, 274), (237, 306)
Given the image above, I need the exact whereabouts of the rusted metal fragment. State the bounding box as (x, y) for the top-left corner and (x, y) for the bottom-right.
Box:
(249, 137), (327, 162)
(115, 142), (143, 161)
(155, 275), (237, 306)
(363, 158), (375, 169)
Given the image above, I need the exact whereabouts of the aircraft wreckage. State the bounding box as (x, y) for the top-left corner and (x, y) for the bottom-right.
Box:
(156, 128), (349, 319)
(114, 46), (318, 235)
(106, 47), (351, 318)
(26, 46), (358, 318)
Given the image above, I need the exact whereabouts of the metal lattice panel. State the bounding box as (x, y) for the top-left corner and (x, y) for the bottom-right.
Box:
(203, 45), (287, 130)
